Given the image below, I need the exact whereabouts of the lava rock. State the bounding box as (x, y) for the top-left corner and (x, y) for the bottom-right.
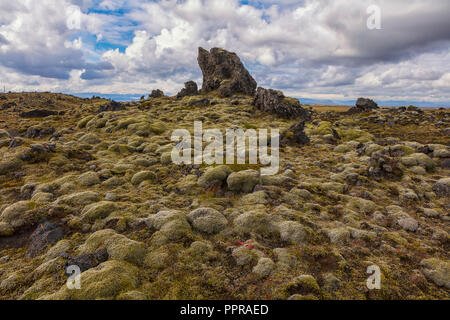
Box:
(347, 98), (379, 114)
(149, 89), (164, 98)
(20, 109), (60, 118)
(253, 87), (311, 120)
(281, 121), (310, 146)
(198, 47), (257, 97)
(176, 81), (199, 99)
(65, 248), (109, 273)
(26, 221), (64, 258)
(98, 100), (125, 113)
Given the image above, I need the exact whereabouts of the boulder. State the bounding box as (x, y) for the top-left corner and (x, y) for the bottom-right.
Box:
(253, 258), (275, 277)
(26, 221), (64, 258)
(281, 120), (310, 145)
(198, 47), (257, 97)
(253, 87), (311, 120)
(347, 98), (379, 114)
(98, 100), (125, 113)
(46, 260), (140, 300)
(433, 178), (450, 197)
(227, 170), (260, 193)
(149, 89), (164, 98)
(188, 207), (228, 234)
(176, 81), (198, 99)
(65, 248), (109, 273)
(198, 165), (232, 189)
(20, 109), (60, 118)
(420, 258), (450, 289)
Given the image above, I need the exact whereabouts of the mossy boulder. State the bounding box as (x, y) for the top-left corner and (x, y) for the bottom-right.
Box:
(78, 171), (101, 187)
(81, 201), (118, 222)
(131, 171), (156, 186)
(253, 258), (276, 277)
(401, 153), (436, 171)
(420, 258), (450, 289)
(227, 170), (260, 193)
(0, 201), (33, 232)
(232, 246), (258, 266)
(433, 178), (450, 197)
(0, 129), (10, 139)
(160, 152), (173, 165)
(0, 222), (14, 237)
(234, 211), (276, 236)
(151, 219), (192, 247)
(0, 156), (22, 175)
(78, 229), (146, 265)
(286, 275), (321, 296)
(198, 165), (232, 189)
(78, 133), (101, 145)
(278, 221), (307, 244)
(188, 207), (228, 234)
(56, 191), (101, 207)
(44, 260), (140, 300)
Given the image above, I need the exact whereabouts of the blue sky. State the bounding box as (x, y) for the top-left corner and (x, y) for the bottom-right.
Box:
(1, 0), (450, 106)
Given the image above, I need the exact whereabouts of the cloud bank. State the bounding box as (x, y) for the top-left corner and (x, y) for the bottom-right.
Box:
(0, 0), (450, 105)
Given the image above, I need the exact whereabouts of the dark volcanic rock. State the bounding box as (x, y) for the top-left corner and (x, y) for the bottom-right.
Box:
(347, 98), (379, 114)
(98, 100), (125, 113)
(25, 126), (55, 139)
(253, 87), (312, 120)
(20, 109), (60, 118)
(188, 98), (210, 107)
(198, 47), (257, 97)
(433, 178), (450, 197)
(368, 150), (404, 181)
(176, 81), (199, 99)
(149, 89), (164, 98)
(281, 121), (310, 145)
(65, 248), (109, 273)
(26, 221), (64, 258)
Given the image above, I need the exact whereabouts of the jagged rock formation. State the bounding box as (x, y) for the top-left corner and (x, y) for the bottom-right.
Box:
(176, 81), (198, 99)
(19, 110), (61, 118)
(347, 98), (379, 114)
(198, 47), (257, 97)
(281, 121), (310, 145)
(253, 87), (312, 120)
(149, 90), (164, 99)
(98, 100), (125, 113)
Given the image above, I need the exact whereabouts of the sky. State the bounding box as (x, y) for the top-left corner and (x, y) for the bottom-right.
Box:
(0, 0), (450, 106)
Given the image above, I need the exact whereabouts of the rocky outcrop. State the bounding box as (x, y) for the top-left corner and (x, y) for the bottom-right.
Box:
(176, 81), (198, 99)
(347, 98), (379, 114)
(198, 47), (257, 97)
(253, 87), (311, 120)
(281, 121), (310, 145)
(98, 100), (125, 113)
(149, 89), (164, 98)
(20, 109), (61, 118)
